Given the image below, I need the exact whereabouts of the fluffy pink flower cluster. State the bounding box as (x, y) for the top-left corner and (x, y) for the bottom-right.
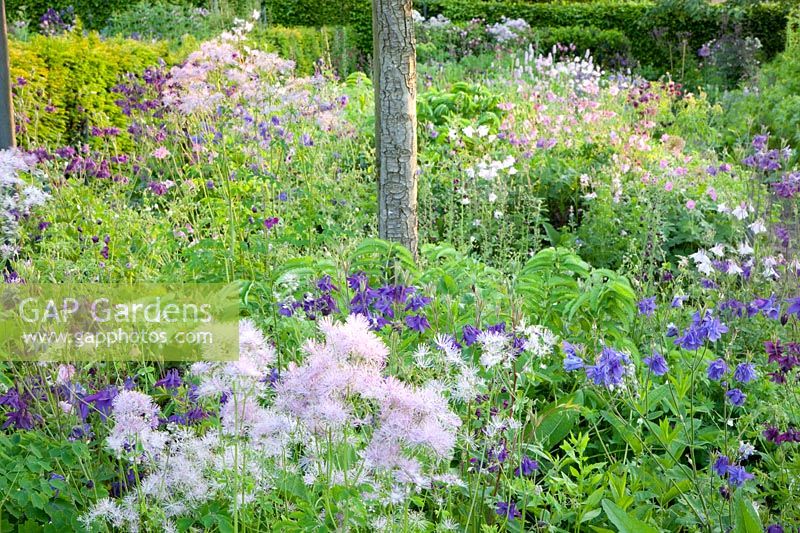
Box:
(277, 314), (461, 481)
(88, 315), (461, 528)
(163, 18), (295, 114)
(107, 390), (166, 458)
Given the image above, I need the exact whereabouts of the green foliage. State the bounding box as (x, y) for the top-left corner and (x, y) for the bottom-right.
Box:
(263, 0), (373, 54)
(532, 26), (632, 65)
(418, 82), (503, 130)
(7, 0), (205, 31)
(10, 32), (174, 148)
(720, 48), (800, 148)
(788, 5), (800, 53)
(103, 1), (222, 41)
(248, 25), (359, 77)
(436, 0), (790, 72)
(0, 431), (104, 530)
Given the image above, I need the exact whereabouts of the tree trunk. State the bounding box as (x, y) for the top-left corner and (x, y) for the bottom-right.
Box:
(0, 0), (15, 149)
(373, 0), (418, 257)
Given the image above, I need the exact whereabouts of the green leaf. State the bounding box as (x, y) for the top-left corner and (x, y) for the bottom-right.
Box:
(733, 493), (761, 533)
(601, 499), (659, 533)
(534, 391), (583, 450)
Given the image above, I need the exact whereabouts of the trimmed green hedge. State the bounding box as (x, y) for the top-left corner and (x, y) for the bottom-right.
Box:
(7, 0), (205, 30)
(436, 0), (790, 68)
(264, 0), (791, 71)
(533, 26), (631, 64)
(250, 26), (359, 76)
(10, 32), (176, 147)
(8, 25), (357, 148)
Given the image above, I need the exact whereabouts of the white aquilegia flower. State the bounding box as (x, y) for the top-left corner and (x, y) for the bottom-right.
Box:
(749, 218), (767, 234)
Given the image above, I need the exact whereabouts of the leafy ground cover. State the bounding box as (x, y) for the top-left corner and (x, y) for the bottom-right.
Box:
(0, 9), (799, 533)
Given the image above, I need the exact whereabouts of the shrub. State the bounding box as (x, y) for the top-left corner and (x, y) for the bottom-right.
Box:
(532, 26), (632, 66)
(7, 0), (205, 31)
(436, 0), (790, 70)
(248, 25), (359, 77)
(102, 1), (222, 41)
(267, 0), (791, 72)
(10, 32), (173, 148)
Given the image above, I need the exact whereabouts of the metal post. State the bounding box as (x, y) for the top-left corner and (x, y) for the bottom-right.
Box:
(0, 0), (15, 149)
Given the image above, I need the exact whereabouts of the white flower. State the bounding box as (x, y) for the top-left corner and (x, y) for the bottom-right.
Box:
(749, 218), (767, 234)
(710, 243), (726, 257)
(488, 192), (498, 203)
(493, 210), (503, 219)
(732, 203), (750, 220)
(737, 241), (754, 255)
(727, 262), (744, 276)
(462, 125), (475, 138)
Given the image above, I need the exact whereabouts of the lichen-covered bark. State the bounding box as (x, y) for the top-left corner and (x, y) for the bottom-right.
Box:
(373, 0), (418, 257)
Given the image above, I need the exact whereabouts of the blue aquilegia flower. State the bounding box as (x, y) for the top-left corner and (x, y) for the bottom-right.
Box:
(643, 351), (669, 376)
(586, 347), (630, 388)
(638, 296), (657, 317)
(675, 310), (728, 350)
(712, 455), (730, 476)
(726, 465), (754, 487)
(405, 314), (430, 333)
(726, 388), (746, 406)
(671, 295), (687, 308)
(707, 359), (728, 381)
(733, 363), (757, 383)
(562, 341), (585, 371)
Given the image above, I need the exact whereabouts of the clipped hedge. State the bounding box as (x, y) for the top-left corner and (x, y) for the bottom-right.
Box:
(250, 26), (359, 76)
(265, 0), (791, 71)
(7, 0), (205, 30)
(533, 26), (631, 65)
(436, 0), (790, 68)
(10, 33), (174, 147)
(263, 0), (374, 53)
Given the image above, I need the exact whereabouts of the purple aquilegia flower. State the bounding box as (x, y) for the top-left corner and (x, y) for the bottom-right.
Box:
(638, 296), (657, 317)
(514, 456), (539, 477)
(405, 314), (430, 333)
(263, 217), (279, 230)
(666, 323), (679, 337)
(462, 324), (481, 346)
(643, 352), (669, 376)
(786, 297), (800, 317)
(766, 525), (784, 533)
(707, 359), (728, 381)
(495, 501), (521, 521)
(405, 294), (432, 312)
(154, 368), (182, 390)
(82, 386), (118, 421)
(316, 275), (338, 293)
(733, 363), (756, 383)
(726, 388), (746, 406)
